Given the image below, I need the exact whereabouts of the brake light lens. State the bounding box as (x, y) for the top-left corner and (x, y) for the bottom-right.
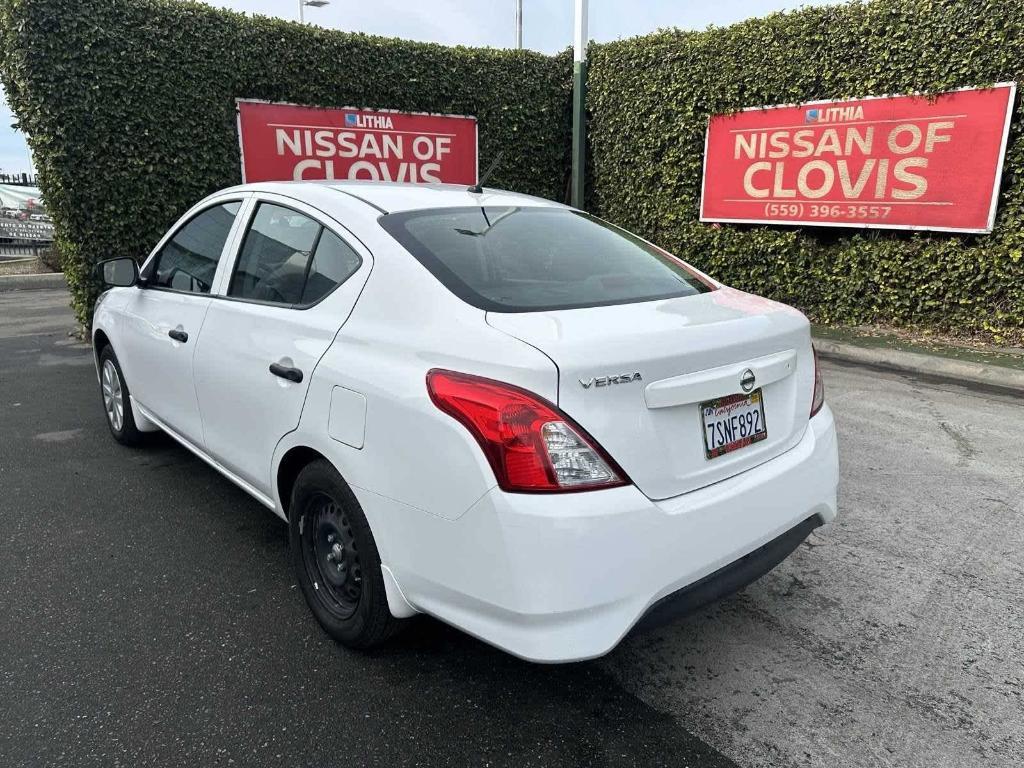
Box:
(426, 369), (629, 493)
(810, 348), (825, 417)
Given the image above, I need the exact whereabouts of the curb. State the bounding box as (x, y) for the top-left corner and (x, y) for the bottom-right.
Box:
(0, 272), (66, 292)
(813, 337), (1024, 395)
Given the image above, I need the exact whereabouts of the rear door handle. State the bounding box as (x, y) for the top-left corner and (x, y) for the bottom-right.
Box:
(269, 363), (303, 383)
(168, 329), (189, 343)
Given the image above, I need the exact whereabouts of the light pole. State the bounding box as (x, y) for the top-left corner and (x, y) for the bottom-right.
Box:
(571, 0), (587, 209)
(515, 0), (523, 49)
(298, 0), (329, 24)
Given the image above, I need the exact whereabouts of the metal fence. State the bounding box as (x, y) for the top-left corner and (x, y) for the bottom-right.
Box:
(0, 173), (40, 186)
(0, 238), (53, 260)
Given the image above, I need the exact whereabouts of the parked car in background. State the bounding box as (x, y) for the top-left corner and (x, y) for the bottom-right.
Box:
(91, 181), (839, 662)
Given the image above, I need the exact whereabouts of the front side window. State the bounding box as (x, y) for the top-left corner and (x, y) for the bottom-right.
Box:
(150, 202), (241, 294)
(379, 207), (713, 312)
(229, 203), (361, 306)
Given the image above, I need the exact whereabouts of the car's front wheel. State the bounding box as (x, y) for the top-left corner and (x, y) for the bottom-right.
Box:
(289, 460), (405, 649)
(98, 345), (144, 446)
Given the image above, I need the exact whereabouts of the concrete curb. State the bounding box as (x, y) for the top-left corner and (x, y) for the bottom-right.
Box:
(814, 337), (1024, 395)
(0, 272), (66, 292)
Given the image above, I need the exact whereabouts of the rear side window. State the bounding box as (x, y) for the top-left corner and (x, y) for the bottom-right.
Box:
(150, 201), (241, 294)
(301, 230), (362, 305)
(230, 204), (321, 304)
(379, 207), (713, 312)
(228, 203), (362, 307)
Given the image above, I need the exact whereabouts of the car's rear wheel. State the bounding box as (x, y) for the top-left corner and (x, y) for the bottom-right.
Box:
(289, 459), (404, 649)
(98, 346), (143, 446)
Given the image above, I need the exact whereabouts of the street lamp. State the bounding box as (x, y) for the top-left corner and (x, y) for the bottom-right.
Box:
(299, 0), (329, 24)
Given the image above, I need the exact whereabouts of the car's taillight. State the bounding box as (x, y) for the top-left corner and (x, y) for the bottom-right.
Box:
(426, 369), (629, 493)
(810, 348), (825, 417)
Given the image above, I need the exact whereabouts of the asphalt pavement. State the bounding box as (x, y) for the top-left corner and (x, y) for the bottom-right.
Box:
(2, 288), (1022, 768)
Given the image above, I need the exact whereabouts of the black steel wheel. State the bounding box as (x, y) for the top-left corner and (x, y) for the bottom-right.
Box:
(289, 459), (405, 649)
(300, 494), (363, 620)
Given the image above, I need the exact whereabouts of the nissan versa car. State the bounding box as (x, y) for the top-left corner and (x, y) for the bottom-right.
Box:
(91, 181), (838, 662)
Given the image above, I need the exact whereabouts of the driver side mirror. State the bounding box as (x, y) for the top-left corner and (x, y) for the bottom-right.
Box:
(96, 257), (139, 288)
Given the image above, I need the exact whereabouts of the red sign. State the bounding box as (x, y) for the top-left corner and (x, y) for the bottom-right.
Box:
(236, 99), (478, 185)
(700, 84), (1015, 233)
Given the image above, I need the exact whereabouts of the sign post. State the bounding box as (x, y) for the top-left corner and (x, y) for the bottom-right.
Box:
(515, 0), (523, 49)
(571, 0), (588, 209)
(700, 84), (1016, 233)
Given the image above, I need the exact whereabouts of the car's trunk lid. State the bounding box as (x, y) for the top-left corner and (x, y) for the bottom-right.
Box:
(487, 288), (815, 500)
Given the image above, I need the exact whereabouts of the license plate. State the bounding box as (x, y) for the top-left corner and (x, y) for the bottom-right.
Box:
(701, 389), (768, 459)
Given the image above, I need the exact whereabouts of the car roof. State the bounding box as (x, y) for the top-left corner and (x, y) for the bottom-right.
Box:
(220, 180), (568, 215)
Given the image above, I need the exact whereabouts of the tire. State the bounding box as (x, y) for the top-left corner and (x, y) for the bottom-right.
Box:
(289, 459), (404, 649)
(98, 345), (144, 446)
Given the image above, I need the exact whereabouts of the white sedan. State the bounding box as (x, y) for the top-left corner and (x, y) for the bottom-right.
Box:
(92, 181), (838, 662)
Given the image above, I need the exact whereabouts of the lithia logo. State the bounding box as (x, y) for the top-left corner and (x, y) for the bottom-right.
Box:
(344, 112), (395, 129)
(805, 105), (865, 124)
(580, 372), (643, 389)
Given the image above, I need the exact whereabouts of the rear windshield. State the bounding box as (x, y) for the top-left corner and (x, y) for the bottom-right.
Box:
(379, 206), (713, 312)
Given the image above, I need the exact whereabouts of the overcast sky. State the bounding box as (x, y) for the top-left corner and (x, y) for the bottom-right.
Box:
(0, 0), (843, 174)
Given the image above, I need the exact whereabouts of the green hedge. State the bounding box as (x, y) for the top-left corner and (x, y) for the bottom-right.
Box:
(3, 0), (1023, 341)
(588, 0), (1024, 342)
(0, 0), (571, 325)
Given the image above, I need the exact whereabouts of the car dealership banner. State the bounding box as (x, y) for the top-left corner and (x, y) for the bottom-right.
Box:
(700, 84), (1016, 233)
(236, 100), (478, 185)
(0, 183), (44, 211)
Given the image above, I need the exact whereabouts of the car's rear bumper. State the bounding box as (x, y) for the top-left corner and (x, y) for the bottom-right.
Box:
(633, 513), (820, 633)
(371, 405), (839, 663)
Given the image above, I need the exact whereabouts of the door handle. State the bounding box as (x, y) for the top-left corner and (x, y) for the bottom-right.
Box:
(269, 363), (303, 383)
(168, 329), (189, 343)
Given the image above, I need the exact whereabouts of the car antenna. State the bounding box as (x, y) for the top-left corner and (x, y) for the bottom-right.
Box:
(468, 151), (504, 194)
